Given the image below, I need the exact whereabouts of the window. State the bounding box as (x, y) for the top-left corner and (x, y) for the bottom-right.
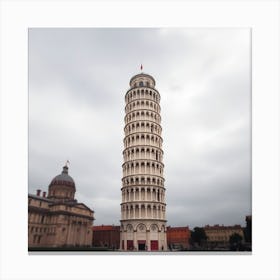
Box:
(139, 81), (144, 87)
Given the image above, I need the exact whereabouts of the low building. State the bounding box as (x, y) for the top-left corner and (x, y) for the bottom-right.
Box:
(204, 224), (244, 248)
(92, 225), (120, 249)
(28, 164), (94, 249)
(166, 226), (191, 250)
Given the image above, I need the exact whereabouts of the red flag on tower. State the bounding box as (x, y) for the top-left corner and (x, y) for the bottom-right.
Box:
(140, 64), (143, 71)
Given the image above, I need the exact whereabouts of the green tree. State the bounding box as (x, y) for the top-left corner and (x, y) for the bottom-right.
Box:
(229, 233), (243, 250)
(229, 233), (242, 244)
(191, 227), (207, 247)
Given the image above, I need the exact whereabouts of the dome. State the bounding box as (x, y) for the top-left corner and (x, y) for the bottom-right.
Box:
(49, 165), (75, 189)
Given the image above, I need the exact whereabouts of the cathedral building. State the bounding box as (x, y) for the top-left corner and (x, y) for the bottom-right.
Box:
(28, 164), (94, 249)
(120, 71), (167, 251)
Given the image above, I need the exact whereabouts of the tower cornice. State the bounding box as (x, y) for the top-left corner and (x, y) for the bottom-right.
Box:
(123, 119), (162, 130)
(124, 98), (161, 112)
(125, 86), (160, 99)
(122, 159), (165, 168)
(123, 132), (163, 142)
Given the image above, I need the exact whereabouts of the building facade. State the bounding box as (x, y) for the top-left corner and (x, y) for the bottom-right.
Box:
(204, 224), (244, 248)
(120, 72), (167, 251)
(167, 226), (191, 250)
(28, 165), (94, 249)
(92, 225), (120, 249)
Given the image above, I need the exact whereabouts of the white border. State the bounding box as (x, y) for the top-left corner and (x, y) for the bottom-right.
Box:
(0, 1), (279, 280)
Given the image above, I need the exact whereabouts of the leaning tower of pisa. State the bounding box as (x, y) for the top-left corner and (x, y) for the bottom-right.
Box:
(120, 71), (167, 251)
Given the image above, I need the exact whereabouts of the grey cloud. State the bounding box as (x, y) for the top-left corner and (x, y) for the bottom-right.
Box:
(29, 28), (251, 228)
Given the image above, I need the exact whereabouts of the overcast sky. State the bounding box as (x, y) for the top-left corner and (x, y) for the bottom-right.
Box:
(29, 28), (251, 228)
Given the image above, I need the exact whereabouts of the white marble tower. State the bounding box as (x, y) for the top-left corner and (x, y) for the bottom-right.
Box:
(120, 71), (167, 251)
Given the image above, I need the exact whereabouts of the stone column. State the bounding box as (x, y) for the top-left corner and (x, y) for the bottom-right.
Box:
(133, 230), (137, 250)
(147, 230), (150, 251)
(72, 221), (76, 246)
(120, 230), (123, 249)
(124, 230), (127, 250)
(66, 217), (72, 246)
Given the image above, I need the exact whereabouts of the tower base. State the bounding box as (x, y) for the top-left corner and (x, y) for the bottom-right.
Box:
(120, 220), (167, 251)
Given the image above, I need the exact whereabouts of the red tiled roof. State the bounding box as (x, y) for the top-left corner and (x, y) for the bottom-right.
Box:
(92, 225), (120, 231)
(204, 224), (242, 230)
(167, 226), (190, 231)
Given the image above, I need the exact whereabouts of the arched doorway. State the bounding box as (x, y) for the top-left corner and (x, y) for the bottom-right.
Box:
(136, 223), (147, 251)
(150, 224), (159, 251)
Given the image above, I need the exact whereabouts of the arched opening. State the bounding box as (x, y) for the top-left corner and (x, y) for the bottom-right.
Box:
(153, 205), (157, 218)
(135, 188), (139, 200)
(147, 205), (151, 217)
(136, 223), (147, 250)
(141, 188), (145, 200)
(140, 205), (145, 218)
(141, 163), (145, 173)
(147, 188), (151, 200)
(135, 205), (139, 218)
